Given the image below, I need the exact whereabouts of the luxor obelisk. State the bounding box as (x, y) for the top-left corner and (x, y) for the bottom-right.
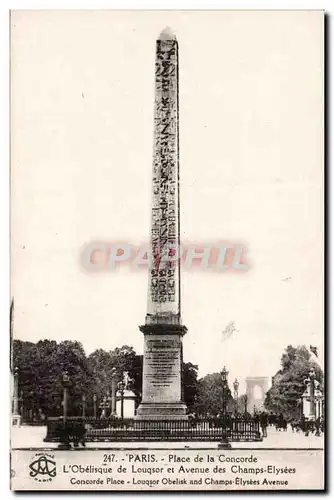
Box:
(136, 28), (188, 420)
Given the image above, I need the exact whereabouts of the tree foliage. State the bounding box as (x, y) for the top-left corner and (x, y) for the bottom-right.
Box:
(194, 372), (234, 417)
(13, 340), (199, 417)
(13, 339), (94, 416)
(264, 345), (324, 419)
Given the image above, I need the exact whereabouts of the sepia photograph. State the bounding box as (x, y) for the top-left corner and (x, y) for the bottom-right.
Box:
(10, 9), (324, 491)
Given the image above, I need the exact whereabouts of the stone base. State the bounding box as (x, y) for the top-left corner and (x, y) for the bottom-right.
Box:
(12, 414), (21, 427)
(135, 402), (188, 420)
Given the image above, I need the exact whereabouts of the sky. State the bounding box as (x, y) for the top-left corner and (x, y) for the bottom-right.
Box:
(11, 10), (324, 394)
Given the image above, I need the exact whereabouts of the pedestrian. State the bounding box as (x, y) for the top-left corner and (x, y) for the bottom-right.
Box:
(314, 417), (321, 437)
(260, 412), (268, 438)
(72, 418), (86, 448)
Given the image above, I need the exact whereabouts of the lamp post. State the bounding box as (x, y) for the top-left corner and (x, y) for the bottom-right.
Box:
(82, 395), (86, 418)
(314, 387), (322, 421)
(111, 368), (117, 417)
(233, 378), (239, 414)
(93, 394), (97, 419)
(19, 390), (24, 421)
(297, 397), (303, 419)
(303, 368), (316, 421)
(58, 371), (71, 450)
(62, 371), (70, 424)
(218, 366), (231, 450)
(12, 367), (21, 426)
(13, 366), (19, 415)
(118, 380), (126, 420)
(221, 366), (229, 415)
(308, 368), (316, 420)
(244, 395), (248, 416)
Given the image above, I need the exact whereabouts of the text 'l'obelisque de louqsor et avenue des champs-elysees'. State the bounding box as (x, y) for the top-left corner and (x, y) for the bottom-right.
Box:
(136, 28), (188, 420)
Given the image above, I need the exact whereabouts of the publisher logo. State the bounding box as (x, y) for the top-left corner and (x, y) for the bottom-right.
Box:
(29, 453), (56, 482)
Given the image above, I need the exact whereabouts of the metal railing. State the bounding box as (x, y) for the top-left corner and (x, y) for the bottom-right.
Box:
(44, 416), (263, 443)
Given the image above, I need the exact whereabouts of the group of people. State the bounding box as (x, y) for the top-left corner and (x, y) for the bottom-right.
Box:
(290, 415), (324, 436)
(257, 412), (325, 437)
(56, 418), (87, 448)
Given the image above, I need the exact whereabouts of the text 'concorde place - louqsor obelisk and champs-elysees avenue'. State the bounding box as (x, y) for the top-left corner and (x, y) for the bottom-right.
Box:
(136, 28), (188, 420)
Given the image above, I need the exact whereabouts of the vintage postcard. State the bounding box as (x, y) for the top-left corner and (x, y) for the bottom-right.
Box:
(10, 10), (324, 491)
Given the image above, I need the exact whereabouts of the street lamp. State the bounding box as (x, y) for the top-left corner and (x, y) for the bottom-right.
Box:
(118, 380), (126, 420)
(244, 395), (248, 416)
(218, 366), (231, 450)
(111, 368), (117, 417)
(304, 368), (316, 420)
(309, 368), (316, 420)
(93, 394), (97, 419)
(297, 397), (303, 419)
(82, 395), (86, 418)
(12, 367), (21, 427)
(13, 366), (19, 415)
(58, 371), (71, 450)
(62, 371), (70, 424)
(19, 390), (24, 420)
(233, 378), (239, 414)
(221, 366), (228, 382)
(221, 366), (229, 415)
(314, 387), (322, 422)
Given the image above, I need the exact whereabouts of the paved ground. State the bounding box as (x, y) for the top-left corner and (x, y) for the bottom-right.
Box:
(11, 425), (324, 450)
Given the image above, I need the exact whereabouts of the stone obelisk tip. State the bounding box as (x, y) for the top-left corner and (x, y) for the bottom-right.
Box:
(159, 26), (176, 40)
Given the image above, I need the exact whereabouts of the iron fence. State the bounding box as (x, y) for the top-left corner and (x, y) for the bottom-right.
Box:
(44, 416), (263, 443)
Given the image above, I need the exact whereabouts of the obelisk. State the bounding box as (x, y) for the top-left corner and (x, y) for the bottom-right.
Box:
(136, 28), (187, 420)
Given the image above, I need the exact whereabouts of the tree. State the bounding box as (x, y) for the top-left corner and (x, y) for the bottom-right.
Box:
(13, 339), (93, 417)
(87, 345), (142, 404)
(87, 348), (115, 401)
(264, 345), (324, 419)
(13, 339), (200, 418)
(53, 340), (93, 416)
(194, 373), (233, 417)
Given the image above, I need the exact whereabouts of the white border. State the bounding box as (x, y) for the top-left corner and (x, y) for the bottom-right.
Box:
(1, 2), (331, 499)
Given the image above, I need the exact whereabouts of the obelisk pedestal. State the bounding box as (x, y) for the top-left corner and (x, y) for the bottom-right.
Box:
(136, 28), (188, 420)
(136, 323), (188, 420)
